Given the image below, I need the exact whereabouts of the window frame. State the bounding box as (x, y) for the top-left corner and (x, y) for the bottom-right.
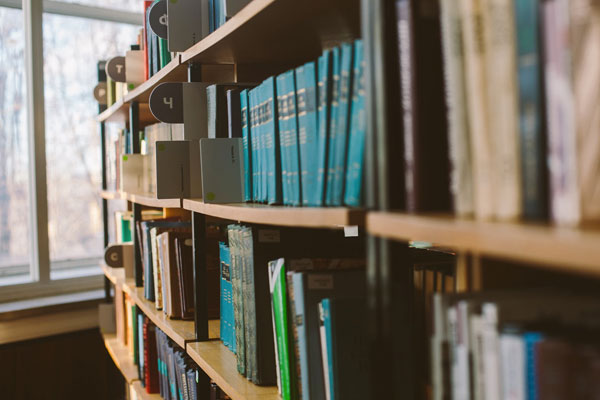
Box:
(0, 0), (141, 303)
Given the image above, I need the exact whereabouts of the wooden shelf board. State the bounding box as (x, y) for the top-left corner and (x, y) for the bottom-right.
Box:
(100, 190), (127, 201)
(97, 99), (128, 123)
(102, 264), (125, 285)
(186, 341), (279, 400)
(183, 198), (364, 228)
(124, 55), (187, 104)
(103, 333), (139, 384)
(181, 0), (359, 69)
(367, 212), (600, 275)
(127, 193), (182, 209)
(131, 380), (162, 400)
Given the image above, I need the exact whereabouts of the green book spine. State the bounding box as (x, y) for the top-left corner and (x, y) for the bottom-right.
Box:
(269, 259), (297, 399)
(159, 38), (171, 69)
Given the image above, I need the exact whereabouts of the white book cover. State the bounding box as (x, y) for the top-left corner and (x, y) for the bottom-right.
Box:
(150, 227), (163, 310)
(440, 0), (474, 217)
(469, 314), (485, 400)
(499, 333), (526, 400)
(482, 0), (522, 220)
(459, 0), (495, 220)
(481, 303), (501, 400)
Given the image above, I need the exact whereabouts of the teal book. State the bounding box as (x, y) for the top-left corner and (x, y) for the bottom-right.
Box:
(250, 87), (260, 202)
(524, 332), (543, 400)
(344, 40), (366, 207)
(240, 89), (252, 202)
(276, 73), (291, 205)
(329, 43), (354, 206)
(325, 48), (341, 206)
(515, 0), (548, 220)
(263, 77), (282, 204)
(297, 61), (319, 206)
(316, 50), (333, 206)
(286, 70), (301, 206)
(259, 83), (268, 203)
(319, 300), (334, 400)
(291, 269), (365, 400)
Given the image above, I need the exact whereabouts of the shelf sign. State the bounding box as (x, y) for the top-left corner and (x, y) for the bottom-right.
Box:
(93, 82), (107, 105)
(106, 56), (126, 82)
(149, 0), (168, 39)
(150, 82), (184, 123)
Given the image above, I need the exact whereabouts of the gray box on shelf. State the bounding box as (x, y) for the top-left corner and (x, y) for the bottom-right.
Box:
(199, 138), (245, 203)
(167, 0), (210, 51)
(155, 140), (202, 198)
(120, 154), (148, 194)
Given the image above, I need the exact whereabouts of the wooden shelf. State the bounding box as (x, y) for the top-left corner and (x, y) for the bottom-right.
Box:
(130, 380), (162, 400)
(187, 341), (279, 400)
(102, 264), (125, 285)
(181, 0), (359, 70)
(183, 198), (364, 228)
(367, 212), (600, 276)
(101, 190), (182, 208)
(124, 55), (187, 104)
(103, 333), (139, 384)
(97, 101), (153, 125)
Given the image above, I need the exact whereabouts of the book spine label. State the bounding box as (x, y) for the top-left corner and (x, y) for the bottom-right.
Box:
(241, 90), (252, 202)
(440, 0), (474, 216)
(344, 40), (366, 207)
(325, 48), (341, 206)
(460, 0), (495, 219)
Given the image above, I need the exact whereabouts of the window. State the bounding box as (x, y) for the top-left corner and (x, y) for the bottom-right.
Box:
(0, 0), (142, 300)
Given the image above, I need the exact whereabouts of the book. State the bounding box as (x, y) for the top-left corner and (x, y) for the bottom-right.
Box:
(325, 47), (341, 206)
(397, 0), (451, 213)
(343, 40), (366, 207)
(249, 87), (260, 202)
(262, 77), (282, 204)
(296, 61), (319, 206)
(439, 0), (474, 216)
(240, 89), (252, 202)
(316, 51), (333, 206)
(276, 73), (291, 205)
(285, 70), (301, 206)
(514, 0), (548, 221)
(228, 225), (246, 376)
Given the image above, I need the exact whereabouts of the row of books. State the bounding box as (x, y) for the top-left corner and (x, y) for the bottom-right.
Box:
(217, 223), (367, 398)
(431, 290), (600, 400)
(209, 0), (251, 32)
(238, 39), (366, 207)
(399, 0), (600, 225)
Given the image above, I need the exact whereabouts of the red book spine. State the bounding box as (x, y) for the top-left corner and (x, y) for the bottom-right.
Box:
(142, 1), (152, 81)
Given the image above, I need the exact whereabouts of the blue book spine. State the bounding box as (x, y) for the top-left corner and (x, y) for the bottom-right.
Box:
(219, 242), (226, 347)
(276, 73), (290, 205)
(250, 88), (259, 202)
(286, 70), (301, 206)
(259, 84), (268, 203)
(325, 48), (341, 206)
(330, 43), (353, 206)
(515, 0), (547, 221)
(225, 244), (235, 353)
(292, 272), (310, 400)
(344, 40), (366, 207)
(524, 332), (543, 400)
(297, 62), (319, 206)
(316, 51), (333, 206)
(321, 299), (335, 400)
(240, 90), (252, 202)
(263, 77), (282, 204)
(209, 0), (215, 32)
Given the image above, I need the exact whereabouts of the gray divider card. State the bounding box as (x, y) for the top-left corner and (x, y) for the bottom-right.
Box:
(155, 140), (191, 199)
(120, 154), (147, 193)
(94, 82), (107, 105)
(149, 0), (168, 39)
(167, 0), (210, 52)
(106, 56), (126, 82)
(200, 138), (245, 203)
(150, 82), (184, 123)
(182, 82), (210, 140)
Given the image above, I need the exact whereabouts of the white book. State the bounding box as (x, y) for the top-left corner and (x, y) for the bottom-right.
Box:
(440, 0), (474, 217)
(150, 227), (163, 310)
(482, 0), (522, 220)
(481, 303), (501, 400)
(499, 332), (526, 400)
(454, 302), (472, 400)
(432, 293), (448, 400)
(469, 314), (485, 400)
(459, 0), (495, 220)
(318, 302), (331, 400)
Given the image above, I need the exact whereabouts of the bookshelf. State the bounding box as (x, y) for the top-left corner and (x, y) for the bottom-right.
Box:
(100, 190), (182, 209)
(131, 380), (162, 400)
(367, 212), (600, 276)
(103, 333), (139, 384)
(186, 341), (279, 400)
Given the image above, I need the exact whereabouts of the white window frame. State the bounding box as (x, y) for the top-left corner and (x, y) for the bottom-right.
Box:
(0, 0), (141, 303)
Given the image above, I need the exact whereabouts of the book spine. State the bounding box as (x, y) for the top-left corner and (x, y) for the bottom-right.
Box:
(240, 90), (252, 202)
(277, 74), (290, 205)
(483, 0), (521, 220)
(288, 71), (302, 206)
(514, 0), (548, 221)
(268, 261), (283, 395)
(316, 51), (332, 206)
(460, 0), (495, 220)
(343, 40), (366, 207)
(260, 84), (268, 203)
(209, 0), (215, 32)
(264, 77), (282, 204)
(207, 85), (217, 139)
(286, 272), (303, 399)
(542, 0), (580, 225)
(499, 333), (526, 400)
(481, 304), (501, 400)
(297, 62), (319, 206)
(240, 227), (254, 382)
(250, 88), (259, 202)
(291, 273), (310, 400)
(524, 332), (543, 400)
(143, 1), (152, 81)
(219, 242), (227, 347)
(228, 225), (246, 376)
(330, 42), (354, 206)
(320, 299), (334, 400)
(440, 0), (474, 216)
(325, 48), (341, 206)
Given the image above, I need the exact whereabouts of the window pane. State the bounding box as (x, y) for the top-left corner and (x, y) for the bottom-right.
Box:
(0, 7), (31, 286)
(56, 0), (142, 13)
(43, 13), (139, 277)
